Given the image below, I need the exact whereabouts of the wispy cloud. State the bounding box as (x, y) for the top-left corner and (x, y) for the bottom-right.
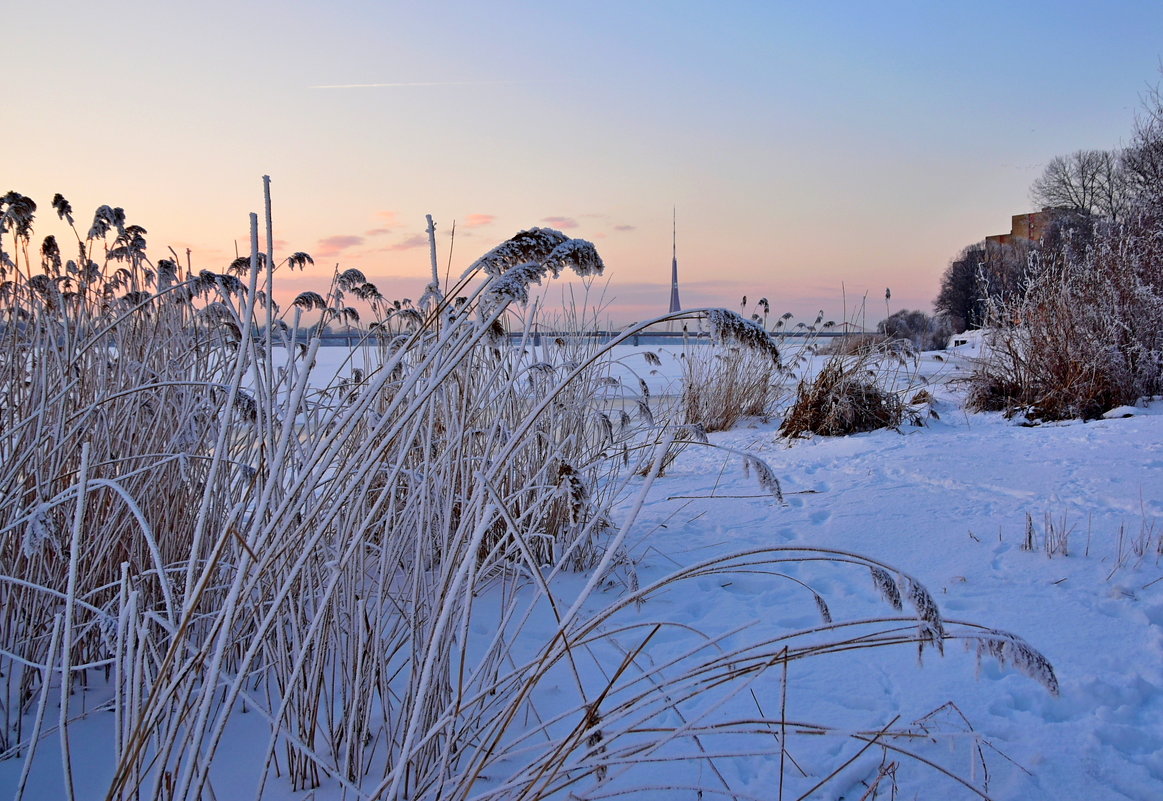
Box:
(614, 224), (636, 232)
(316, 234), (364, 257)
(541, 216), (578, 230)
(462, 213), (495, 228)
(390, 233), (429, 251)
(362, 212), (399, 238)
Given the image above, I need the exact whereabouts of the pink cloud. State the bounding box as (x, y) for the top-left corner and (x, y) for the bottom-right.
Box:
(390, 233), (429, 251)
(375, 210), (399, 225)
(463, 213), (495, 228)
(613, 224), (636, 232)
(316, 234), (364, 257)
(364, 227), (393, 237)
(541, 216), (578, 230)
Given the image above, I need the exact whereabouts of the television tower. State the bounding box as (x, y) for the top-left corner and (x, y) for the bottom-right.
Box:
(668, 208), (681, 313)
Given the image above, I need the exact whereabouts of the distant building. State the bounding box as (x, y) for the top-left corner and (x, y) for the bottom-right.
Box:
(985, 207), (1073, 247)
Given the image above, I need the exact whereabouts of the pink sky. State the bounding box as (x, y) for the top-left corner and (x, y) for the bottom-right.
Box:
(7, 1), (1160, 326)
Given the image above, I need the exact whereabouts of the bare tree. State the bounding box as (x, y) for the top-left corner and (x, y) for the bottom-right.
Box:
(1124, 80), (1163, 208)
(1030, 149), (1130, 222)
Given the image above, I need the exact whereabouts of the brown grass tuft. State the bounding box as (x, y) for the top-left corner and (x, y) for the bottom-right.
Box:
(781, 357), (908, 438)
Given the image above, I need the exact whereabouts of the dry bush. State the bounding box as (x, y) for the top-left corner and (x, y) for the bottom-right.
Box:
(967, 215), (1163, 420)
(780, 345), (925, 439)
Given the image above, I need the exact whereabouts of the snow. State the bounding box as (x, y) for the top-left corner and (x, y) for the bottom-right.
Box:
(3, 344), (1162, 800)
(650, 403), (1163, 799)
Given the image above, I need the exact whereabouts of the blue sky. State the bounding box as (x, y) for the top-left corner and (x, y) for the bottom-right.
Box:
(8, 0), (1161, 324)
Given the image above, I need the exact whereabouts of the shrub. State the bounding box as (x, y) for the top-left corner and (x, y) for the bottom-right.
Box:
(780, 344), (925, 438)
(967, 213), (1163, 420)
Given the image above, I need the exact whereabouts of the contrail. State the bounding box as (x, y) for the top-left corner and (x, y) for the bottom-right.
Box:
(309, 81), (518, 89)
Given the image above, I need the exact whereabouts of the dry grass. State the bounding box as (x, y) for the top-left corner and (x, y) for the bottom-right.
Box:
(780, 343), (925, 439)
(0, 188), (1058, 801)
(822, 332), (890, 356)
(679, 342), (779, 431)
(679, 309), (832, 432)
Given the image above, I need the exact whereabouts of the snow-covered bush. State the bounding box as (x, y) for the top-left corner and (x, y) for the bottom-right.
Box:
(967, 211), (1163, 420)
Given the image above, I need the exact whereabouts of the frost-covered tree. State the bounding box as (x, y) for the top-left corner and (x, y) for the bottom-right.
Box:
(934, 243), (985, 332)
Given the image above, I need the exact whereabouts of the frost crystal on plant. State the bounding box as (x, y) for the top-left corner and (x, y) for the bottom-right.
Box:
(636, 400), (654, 426)
(485, 261), (549, 305)
(21, 506), (58, 558)
(51, 192), (74, 225)
(293, 291), (327, 311)
(705, 308), (781, 366)
(86, 204), (125, 240)
(542, 238), (605, 278)
(903, 575), (946, 654)
(473, 229), (606, 307)
(870, 566), (903, 610)
(467, 227), (570, 277)
(813, 593), (833, 624)
(741, 454), (784, 502)
(676, 422), (709, 444)
(974, 630), (1060, 695)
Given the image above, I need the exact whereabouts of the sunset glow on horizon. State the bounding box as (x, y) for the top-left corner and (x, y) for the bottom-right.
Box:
(8, 0), (1162, 326)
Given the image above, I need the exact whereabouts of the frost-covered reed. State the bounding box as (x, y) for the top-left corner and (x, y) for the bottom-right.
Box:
(0, 188), (1057, 800)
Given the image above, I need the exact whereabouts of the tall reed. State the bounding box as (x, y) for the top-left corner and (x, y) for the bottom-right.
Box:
(0, 189), (1056, 800)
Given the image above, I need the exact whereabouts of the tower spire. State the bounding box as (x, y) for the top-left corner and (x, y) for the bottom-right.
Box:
(668, 207), (681, 313)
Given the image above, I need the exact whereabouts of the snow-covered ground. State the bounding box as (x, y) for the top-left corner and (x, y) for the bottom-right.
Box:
(587, 342), (1163, 799)
(622, 363), (1163, 799)
(3, 342), (1161, 800)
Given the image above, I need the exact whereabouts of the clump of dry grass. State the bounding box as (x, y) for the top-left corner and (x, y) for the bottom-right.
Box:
(822, 331), (890, 356)
(679, 307), (834, 432)
(780, 343), (924, 439)
(680, 342), (778, 431)
(678, 309), (784, 432)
